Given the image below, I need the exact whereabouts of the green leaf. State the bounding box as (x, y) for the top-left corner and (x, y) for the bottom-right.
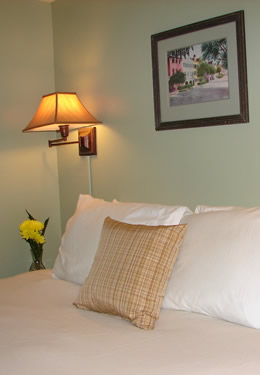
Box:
(42, 217), (49, 236)
(26, 210), (35, 220)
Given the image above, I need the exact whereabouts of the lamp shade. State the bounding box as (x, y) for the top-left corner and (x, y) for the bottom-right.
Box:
(23, 92), (101, 132)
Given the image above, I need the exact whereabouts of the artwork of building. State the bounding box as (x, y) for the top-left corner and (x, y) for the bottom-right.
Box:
(168, 53), (199, 92)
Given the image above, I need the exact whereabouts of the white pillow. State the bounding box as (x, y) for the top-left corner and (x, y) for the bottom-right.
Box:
(53, 195), (192, 285)
(195, 205), (244, 213)
(163, 208), (260, 329)
(75, 194), (106, 213)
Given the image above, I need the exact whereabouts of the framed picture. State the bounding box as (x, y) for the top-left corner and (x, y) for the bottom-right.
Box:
(151, 10), (249, 130)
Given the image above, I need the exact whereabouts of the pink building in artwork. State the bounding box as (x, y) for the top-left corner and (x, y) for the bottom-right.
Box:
(168, 54), (198, 93)
(168, 56), (183, 93)
(168, 56), (183, 77)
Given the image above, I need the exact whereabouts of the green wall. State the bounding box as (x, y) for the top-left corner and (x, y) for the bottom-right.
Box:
(2, 0), (260, 277)
(0, 0), (61, 278)
(52, 0), (260, 230)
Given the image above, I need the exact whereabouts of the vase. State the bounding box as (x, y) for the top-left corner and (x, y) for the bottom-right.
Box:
(29, 248), (46, 271)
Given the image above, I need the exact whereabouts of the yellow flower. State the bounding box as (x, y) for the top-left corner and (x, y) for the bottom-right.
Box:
(34, 233), (45, 244)
(20, 219), (46, 244)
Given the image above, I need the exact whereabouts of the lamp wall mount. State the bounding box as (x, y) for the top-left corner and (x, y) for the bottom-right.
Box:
(48, 126), (97, 156)
(78, 127), (97, 156)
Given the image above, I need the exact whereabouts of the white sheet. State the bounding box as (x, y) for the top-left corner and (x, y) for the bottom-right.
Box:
(1, 270), (260, 375)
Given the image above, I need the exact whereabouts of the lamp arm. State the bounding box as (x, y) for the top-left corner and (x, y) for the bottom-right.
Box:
(48, 139), (79, 147)
(46, 125), (97, 156)
(48, 124), (71, 147)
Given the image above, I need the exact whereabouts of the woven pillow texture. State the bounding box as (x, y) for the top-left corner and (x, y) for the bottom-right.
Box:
(75, 216), (186, 329)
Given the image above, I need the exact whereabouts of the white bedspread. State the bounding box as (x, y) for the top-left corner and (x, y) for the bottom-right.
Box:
(1, 270), (260, 375)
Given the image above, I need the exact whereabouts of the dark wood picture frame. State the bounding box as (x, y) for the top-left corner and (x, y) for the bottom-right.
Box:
(151, 10), (249, 130)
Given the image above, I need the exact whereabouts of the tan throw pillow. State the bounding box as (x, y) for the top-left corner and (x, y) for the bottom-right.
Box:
(74, 217), (187, 329)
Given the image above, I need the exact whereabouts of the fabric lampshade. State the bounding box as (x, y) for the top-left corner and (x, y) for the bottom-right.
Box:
(23, 92), (100, 132)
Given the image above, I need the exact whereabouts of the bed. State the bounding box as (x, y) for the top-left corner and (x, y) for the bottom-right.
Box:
(1, 195), (260, 374)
